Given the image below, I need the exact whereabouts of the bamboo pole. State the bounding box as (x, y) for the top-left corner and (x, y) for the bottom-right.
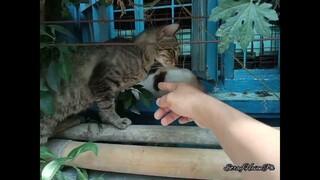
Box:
(47, 139), (243, 180)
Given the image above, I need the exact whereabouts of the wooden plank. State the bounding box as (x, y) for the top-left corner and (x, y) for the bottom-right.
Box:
(47, 139), (243, 180)
(53, 124), (279, 147)
(54, 124), (220, 147)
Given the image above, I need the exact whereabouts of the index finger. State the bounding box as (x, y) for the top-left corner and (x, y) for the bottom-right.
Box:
(158, 82), (179, 92)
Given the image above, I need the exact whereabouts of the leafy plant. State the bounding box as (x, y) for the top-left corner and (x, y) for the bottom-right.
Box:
(209, 0), (279, 53)
(40, 24), (76, 116)
(40, 142), (98, 180)
(116, 84), (155, 115)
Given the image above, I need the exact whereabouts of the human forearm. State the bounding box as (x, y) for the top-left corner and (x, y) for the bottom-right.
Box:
(193, 94), (280, 179)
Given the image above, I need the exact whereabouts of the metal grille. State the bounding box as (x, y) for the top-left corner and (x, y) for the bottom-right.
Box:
(113, 1), (135, 39)
(108, 0), (193, 69)
(42, 0), (280, 73)
(233, 24), (280, 69)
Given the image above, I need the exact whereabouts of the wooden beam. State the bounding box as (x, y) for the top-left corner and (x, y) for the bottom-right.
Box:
(53, 124), (279, 147)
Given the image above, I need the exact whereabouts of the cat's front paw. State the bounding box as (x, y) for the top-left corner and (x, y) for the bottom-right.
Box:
(112, 118), (132, 129)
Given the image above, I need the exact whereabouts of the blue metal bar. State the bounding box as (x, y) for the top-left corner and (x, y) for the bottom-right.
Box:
(206, 0), (218, 80)
(79, 3), (90, 42)
(223, 44), (235, 79)
(134, 0), (144, 35)
(243, 50), (247, 68)
(92, 0), (100, 42)
(113, 4), (192, 12)
(278, 40), (280, 69)
(106, 5), (115, 39)
(171, 0), (175, 24)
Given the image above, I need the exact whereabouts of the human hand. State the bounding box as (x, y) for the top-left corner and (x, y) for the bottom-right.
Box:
(154, 82), (208, 128)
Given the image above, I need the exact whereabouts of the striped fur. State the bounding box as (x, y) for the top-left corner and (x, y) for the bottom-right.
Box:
(40, 24), (180, 144)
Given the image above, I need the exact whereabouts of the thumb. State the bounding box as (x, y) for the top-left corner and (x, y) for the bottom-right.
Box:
(158, 82), (179, 92)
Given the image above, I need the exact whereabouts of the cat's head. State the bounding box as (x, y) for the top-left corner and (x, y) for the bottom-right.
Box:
(135, 24), (180, 67)
(153, 24), (180, 67)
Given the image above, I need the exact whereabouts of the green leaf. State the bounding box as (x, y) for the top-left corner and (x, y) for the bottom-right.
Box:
(210, 0), (250, 21)
(130, 104), (140, 115)
(40, 146), (57, 160)
(58, 51), (72, 83)
(67, 142), (98, 159)
(40, 91), (55, 116)
(40, 78), (49, 91)
(209, 1), (279, 53)
(41, 157), (70, 180)
(54, 170), (67, 180)
(117, 90), (131, 101)
(41, 43), (48, 49)
(48, 25), (75, 38)
(138, 88), (155, 107)
(123, 92), (133, 110)
(40, 27), (55, 40)
(47, 60), (61, 93)
(74, 167), (88, 180)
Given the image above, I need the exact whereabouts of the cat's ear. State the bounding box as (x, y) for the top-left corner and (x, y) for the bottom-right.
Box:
(159, 24), (180, 36)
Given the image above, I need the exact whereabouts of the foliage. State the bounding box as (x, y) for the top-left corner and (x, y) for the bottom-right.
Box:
(40, 24), (76, 116)
(116, 84), (155, 115)
(41, 1), (156, 117)
(40, 142), (98, 180)
(209, 0), (279, 53)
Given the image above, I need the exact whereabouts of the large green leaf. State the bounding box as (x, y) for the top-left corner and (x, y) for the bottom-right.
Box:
(47, 25), (75, 38)
(74, 167), (88, 180)
(40, 146), (57, 160)
(117, 90), (132, 101)
(53, 170), (67, 180)
(123, 92), (133, 110)
(209, 1), (279, 53)
(47, 60), (61, 93)
(41, 157), (70, 180)
(40, 27), (55, 40)
(130, 104), (140, 115)
(58, 50), (72, 83)
(210, 0), (250, 21)
(138, 88), (155, 107)
(67, 142), (98, 159)
(40, 91), (54, 116)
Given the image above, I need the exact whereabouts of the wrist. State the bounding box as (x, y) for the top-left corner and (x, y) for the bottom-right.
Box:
(190, 93), (212, 120)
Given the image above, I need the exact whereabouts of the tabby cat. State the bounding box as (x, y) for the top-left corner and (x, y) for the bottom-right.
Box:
(40, 24), (180, 144)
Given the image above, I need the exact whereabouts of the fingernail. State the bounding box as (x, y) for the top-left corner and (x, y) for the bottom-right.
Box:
(158, 82), (163, 88)
(154, 113), (160, 120)
(161, 120), (168, 126)
(156, 98), (160, 106)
